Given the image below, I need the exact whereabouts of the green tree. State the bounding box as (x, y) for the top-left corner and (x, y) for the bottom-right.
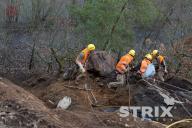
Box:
(69, 0), (160, 52)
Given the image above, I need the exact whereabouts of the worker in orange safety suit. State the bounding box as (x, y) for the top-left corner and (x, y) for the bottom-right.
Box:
(139, 54), (153, 77)
(151, 50), (168, 81)
(75, 44), (96, 84)
(108, 49), (136, 88)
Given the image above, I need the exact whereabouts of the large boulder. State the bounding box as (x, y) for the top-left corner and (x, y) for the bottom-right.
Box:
(86, 51), (117, 76)
(63, 51), (117, 81)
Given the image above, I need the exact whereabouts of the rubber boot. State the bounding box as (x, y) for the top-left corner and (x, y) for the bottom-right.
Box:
(108, 74), (125, 88)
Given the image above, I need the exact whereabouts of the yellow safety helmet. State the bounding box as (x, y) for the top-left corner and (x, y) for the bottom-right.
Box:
(87, 44), (95, 51)
(145, 54), (152, 61)
(151, 50), (158, 56)
(128, 49), (136, 57)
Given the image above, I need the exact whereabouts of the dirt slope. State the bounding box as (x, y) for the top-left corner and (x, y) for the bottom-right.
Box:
(22, 74), (192, 127)
(0, 79), (72, 128)
(0, 77), (166, 128)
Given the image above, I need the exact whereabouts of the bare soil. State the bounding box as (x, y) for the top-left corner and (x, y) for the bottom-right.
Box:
(21, 74), (192, 127)
(0, 76), (167, 128)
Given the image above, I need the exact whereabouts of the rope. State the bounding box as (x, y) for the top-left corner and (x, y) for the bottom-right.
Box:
(138, 77), (192, 93)
(156, 79), (192, 93)
(144, 79), (192, 103)
(166, 119), (192, 128)
(141, 79), (171, 96)
(144, 79), (192, 122)
(174, 94), (192, 117)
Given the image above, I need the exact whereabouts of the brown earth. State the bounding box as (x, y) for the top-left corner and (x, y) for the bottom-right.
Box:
(0, 68), (191, 128)
(21, 74), (192, 127)
(0, 77), (167, 128)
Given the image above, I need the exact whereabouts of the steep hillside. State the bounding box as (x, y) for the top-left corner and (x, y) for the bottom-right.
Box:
(0, 78), (166, 128)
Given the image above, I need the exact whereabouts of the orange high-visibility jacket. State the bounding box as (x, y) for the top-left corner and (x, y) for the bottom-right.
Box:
(157, 55), (165, 64)
(140, 59), (151, 74)
(79, 48), (90, 64)
(116, 54), (134, 74)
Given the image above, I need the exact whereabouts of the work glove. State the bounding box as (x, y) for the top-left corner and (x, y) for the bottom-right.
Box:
(164, 69), (168, 74)
(76, 61), (86, 73)
(124, 68), (128, 73)
(80, 67), (86, 73)
(79, 64), (86, 73)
